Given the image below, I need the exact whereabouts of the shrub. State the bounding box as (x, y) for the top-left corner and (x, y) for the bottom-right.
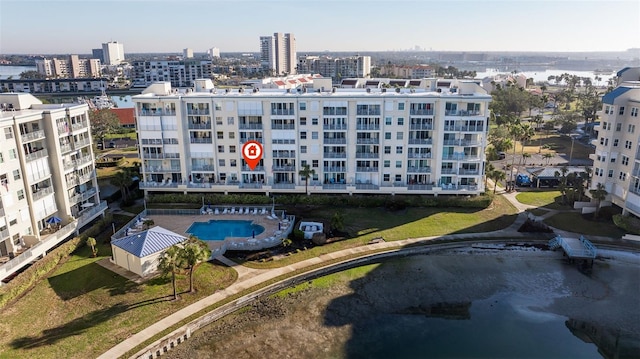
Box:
(613, 214), (640, 235)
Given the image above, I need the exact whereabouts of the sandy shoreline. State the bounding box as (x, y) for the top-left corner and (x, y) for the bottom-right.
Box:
(167, 246), (640, 358)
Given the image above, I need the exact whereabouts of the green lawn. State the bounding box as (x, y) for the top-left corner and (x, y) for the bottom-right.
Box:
(515, 190), (570, 210)
(239, 195), (518, 269)
(0, 231), (237, 359)
(104, 132), (137, 140)
(544, 212), (627, 238)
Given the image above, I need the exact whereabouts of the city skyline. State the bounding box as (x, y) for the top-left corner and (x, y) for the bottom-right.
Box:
(0, 0), (639, 55)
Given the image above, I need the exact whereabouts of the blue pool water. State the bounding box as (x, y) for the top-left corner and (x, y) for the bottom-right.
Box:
(186, 220), (264, 241)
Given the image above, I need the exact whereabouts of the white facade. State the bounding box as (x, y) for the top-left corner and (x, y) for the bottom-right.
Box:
(298, 56), (371, 80)
(260, 33), (296, 75)
(35, 56), (102, 78)
(102, 41), (125, 65)
(590, 79), (640, 218)
(131, 60), (213, 88)
(183, 48), (194, 59)
(0, 93), (106, 282)
(208, 47), (220, 59)
(133, 79), (491, 197)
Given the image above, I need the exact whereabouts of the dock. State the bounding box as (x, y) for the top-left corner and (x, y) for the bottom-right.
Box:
(548, 235), (597, 269)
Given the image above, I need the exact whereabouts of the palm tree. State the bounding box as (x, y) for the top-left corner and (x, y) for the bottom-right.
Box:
(555, 166), (569, 205)
(522, 153), (531, 166)
(543, 153), (554, 165)
(298, 164), (316, 195)
(589, 183), (608, 219)
(179, 236), (211, 293)
(111, 168), (133, 202)
(158, 245), (182, 300)
(86, 237), (98, 257)
(488, 169), (506, 194)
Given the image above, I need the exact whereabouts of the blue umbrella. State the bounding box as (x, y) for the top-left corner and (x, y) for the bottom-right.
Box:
(46, 216), (62, 224)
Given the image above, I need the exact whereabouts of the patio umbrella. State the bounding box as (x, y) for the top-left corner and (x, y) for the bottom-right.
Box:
(46, 216), (62, 224)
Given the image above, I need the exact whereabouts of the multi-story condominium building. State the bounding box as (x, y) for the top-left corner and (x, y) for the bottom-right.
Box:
(0, 78), (109, 94)
(183, 48), (194, 59)
(35, 56), (102, 78)
(131, 60), (213, 88)
(133, 78), (491, 197)
(0, 93), (107, 283)
(590, 79), (640, 218)
(208, 47), (220, 59)
(92, 48), (104, 63)
(260, 33), (296, 76)
(379, 65), (434, 79)
(297, 55), (371, 80)
(102, 41), (125, 65)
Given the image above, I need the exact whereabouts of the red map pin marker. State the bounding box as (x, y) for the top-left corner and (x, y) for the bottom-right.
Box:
(242, 140), (263, 170)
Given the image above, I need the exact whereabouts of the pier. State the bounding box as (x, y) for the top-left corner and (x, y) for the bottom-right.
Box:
(548, 235), (597, 269)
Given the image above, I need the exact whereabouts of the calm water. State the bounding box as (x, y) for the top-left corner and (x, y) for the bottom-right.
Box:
(186, 220), (264, 241)
(0, 65), (36, 79)
(476, 68), (616, 86)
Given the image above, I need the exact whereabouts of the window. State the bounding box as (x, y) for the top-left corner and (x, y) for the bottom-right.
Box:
(312, 118), (318, 125)
(216, 117), (223, 125)
(301, 160), (307, 167)
(398, 103), (405, 111)
(605, 105), (611, 114)
(9, 149), (16, 159)
(229, 132), (235, 139)
(629, 124), (636, 133)
(397, 118), (404, 126)
(385, 132), (391, 140)
(229, 145), (236, 153)
(301, 146), (307, 153)
(300, 131), (307, 139)
(395, 174), (402, 182)
(300, 117), (307, 125)
(608, 170), (613, 178)
(611, 157), (616, 163)
(217, 145), (224, 153)
(395, 161), (402, 168)
(384, 160), (390, 167)
(396, 132), (403, 140)
(217, 131), (223, 139)
(616, 123), (622, 131)
(384, 146), (391, 154)
(12, 169), (20, 180)
(619, 172), (627, 181)
(0, 152), (3, 163)
(383, 173), (390, 182)
(600, 137), (604, 145)
(230, 159), (237, 167)
(396, 146), (403, 154)
(312, 132), (318, 139)
(9, 219), (17, 226)
(4, 128), (13, 139)
(601, 156), (606, 163)
(619, 107), (625, 115)
(218, 159), (225, 167)
(312, 160), (319, 168)
(299, 102), (306, 111)
(605, 138), (609, 146)
(622, 155), (629, 166)
(215, 103), (222, 111)
(625, 140), (633, 149)
(613, 139), (619, 147)
(17, 189), (24, 200)
(602, 122), (607, 130)
(631, 108), (638, 117)
(227, 117), (234, 125)
(607, 123), (611, 130)
(385, 117), (392, 125)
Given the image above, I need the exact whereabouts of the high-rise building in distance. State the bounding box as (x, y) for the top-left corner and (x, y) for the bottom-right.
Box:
(102, 41), (125, 65)
(260, 33), (296, 76)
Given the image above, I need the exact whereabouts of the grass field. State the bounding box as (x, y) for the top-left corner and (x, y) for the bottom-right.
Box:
(515, 190), (566, 208)
(544, 212), (626, 238)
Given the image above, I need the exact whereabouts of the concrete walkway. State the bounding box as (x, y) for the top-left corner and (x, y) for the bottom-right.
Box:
(97, 191), (620, 359)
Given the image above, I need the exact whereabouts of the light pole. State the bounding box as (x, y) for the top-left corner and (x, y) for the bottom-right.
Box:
(569, 136), (575, 165)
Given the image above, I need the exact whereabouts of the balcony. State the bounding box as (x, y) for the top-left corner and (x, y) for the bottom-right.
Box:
(71, 121), (89, 131)
(77, 172), (95, 184)
(324, 166), (346, 172)
(240, 138), (263, 144)
(191, 164), (215, 171)
(74, 138), (91, 148)
(323, 138), (347, 144)
(21, 130), (45, 143)
(190, 137), (213, 144)
(272, 165), (296, 171)
(445, 110), (483, 116)
(410, 109), (434, 116)
(323, 152), (347, 158)
(242, 165), (265, 171)
(408, 184), (434, 191)
(356, 124), (380, 131)
(443, 125), (485, 132)
(271, 109), (295, 116)
(356, 109), (381, 116)
(139, 109), (176, 116)
(323, 108), (347, 116)
(188, 123), (212, 130)
(272, 182), (295, 189)
(356, 138), (380, 144)
(355, 183), (379, 190)
(272, 124), (295, 130)
(240, 183), (263, 189)
(409, 123), (433, 130)
(323, 183), (347, 190)
(272, 152), (295, 158)
(323, 124), (348, 130)
(239, 123), (263, 130)
(63, 155), (92, 171)
(408, 153), (432, 159)
(458, 169), (480, 175)
(32, 186), (54, 201)
(441, 168), (458, 175)
(144, 166), (181, 173)
(443, 139), (480, 146)
(25, 148), (48, 162)
(60, 143), (73, 153)
(407, 166), (431, 173)
(442, 154), (482, 161)
(408, 138), (433, 145)
(0, 207), (4, 217)
(187, 108), (210, 115)
(355, 152), (379, 159)
(356, 167), (379, 172)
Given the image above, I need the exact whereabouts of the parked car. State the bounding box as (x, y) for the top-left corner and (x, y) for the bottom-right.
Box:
(108, 141), (116, 148)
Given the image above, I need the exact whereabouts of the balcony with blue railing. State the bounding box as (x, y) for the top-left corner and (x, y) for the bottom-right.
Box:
(407, 166), (432, 173)
(271, 124), (296, 130)
(190, 137), (213, 144)
(191, 164), (215, 171)
(21, 130), (45, 143)
(356, 138), (380, 144)
(410, 109), (434, 116)
(239, 123), (263, 130)
(356, 167), (379, 172)
(323, 124), (348, 130)
(440, 168), (458, 175)
(188, 122), (212, 130)
(272, 165), (296, 172)
(408, 138), (433, 145)
(444, 125), (485, 132)
(408, 152), (432, 159)
(271, 109), (295, 116)
(458, 169), (481, 175)
(187, 108), (210, 115)
(324, 166), (346, 172)
(355, 152), (379, 159)
(240, 137), (263, 144)
(356, 124), (380, 131)
(443, 139), (481, 146)
(242, 165), (265, 172)
(409, 123), (434, 130)
(25, 148), (48, 162)
(323, 152), (347, 158)
(445, 110), (483, 117)
(323, 137), (347, 144)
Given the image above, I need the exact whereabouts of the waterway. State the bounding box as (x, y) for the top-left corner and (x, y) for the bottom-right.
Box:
(476, 68), (616, 86)
(0, 65), (36, 79)
(168, 247), (640, 359)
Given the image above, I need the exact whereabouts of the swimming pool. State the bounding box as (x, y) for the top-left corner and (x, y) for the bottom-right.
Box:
(186, 220), (265, 241)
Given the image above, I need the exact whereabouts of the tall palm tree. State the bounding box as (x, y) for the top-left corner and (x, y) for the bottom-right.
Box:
(86, 237), (98, 257)
(111, 168), (133, 202)
(158, 245), (182, 300)
(589, 183), (608, 219)
(298, 164), (316, 195)
(488, 168), (506, 194)
(543, 153), (554, 165)
(179, 236), (211, 293)
(522, 153), (531, 166)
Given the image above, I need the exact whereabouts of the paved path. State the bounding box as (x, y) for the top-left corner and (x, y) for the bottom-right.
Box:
(97, 191), (617, 359)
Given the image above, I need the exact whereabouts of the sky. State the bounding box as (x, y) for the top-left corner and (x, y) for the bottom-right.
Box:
(0, 0), (639, 54)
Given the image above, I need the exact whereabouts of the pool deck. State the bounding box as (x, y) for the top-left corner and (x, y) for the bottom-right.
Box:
(147, 211), (287, 252)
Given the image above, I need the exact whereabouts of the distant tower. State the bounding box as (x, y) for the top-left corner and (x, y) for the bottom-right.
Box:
(208, 47), (220, 59)
(183, 48), (194, 59)
(259, 33), (296, 76)
(102, 41), (125, 65)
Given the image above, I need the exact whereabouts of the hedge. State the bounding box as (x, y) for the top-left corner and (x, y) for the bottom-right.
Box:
(613, 214), (640, 235)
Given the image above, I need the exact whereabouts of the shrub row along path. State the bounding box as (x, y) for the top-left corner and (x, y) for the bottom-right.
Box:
(98, 191), (620, 359)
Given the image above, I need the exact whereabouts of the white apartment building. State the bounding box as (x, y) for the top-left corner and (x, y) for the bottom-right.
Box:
(133, 78), (491, 197)
(208, 47), (220, 59)
(183, 48), (194, 59)
(298, 55), (371, 80)
(0, 93), (107, 283)
(131, 60), (213, 88)
(36, 56), (102, 78)
(260, 33), (296, 76)
(102, 41), (125, 65)
(590, 79), (640, 218)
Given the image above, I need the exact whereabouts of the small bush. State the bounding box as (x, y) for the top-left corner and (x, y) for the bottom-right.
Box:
(613, 214), (640, 235)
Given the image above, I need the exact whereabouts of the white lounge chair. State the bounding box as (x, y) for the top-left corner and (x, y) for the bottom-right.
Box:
(260, 208), (267, 215)
(222, 208), (228, 214)
(214, 208), (220, 215)
(230, 207), (236, 214)
(252, 208), (258, 215)
(206, 208), (213, 214)
(244, 207), (249, 215)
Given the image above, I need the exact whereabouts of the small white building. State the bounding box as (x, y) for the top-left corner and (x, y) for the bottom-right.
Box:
(111, 227), (186, 277)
